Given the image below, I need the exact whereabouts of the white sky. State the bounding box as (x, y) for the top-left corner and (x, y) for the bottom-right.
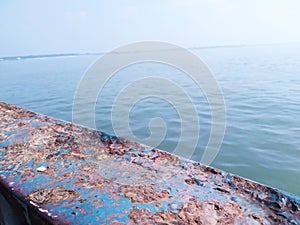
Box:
(0, 0), (300, 56)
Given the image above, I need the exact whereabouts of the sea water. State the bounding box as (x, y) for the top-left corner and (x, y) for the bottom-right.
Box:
(0, 43), (299, 196)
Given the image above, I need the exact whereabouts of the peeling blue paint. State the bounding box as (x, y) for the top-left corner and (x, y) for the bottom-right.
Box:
(0, 102), (300, 224)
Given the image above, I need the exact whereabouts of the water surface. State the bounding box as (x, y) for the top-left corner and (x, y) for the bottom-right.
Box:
(1, 43), (299, 196)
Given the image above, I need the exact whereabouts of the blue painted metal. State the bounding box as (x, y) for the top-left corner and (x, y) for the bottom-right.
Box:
(0, 101), (299, 224)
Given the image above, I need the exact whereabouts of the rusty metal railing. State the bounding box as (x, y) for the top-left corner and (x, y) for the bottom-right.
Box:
(0, 102), (299, 224)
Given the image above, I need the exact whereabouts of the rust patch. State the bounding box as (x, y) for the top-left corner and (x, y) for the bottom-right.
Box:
(119, 184), (170, 203)
(73, 174), (106, 189)
(129, 199), (269, 225)
(103, 137), (142, 156)
(27, 187), (78, 205)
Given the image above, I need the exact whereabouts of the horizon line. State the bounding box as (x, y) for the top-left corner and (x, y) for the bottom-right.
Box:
(0, 42), (299, 60)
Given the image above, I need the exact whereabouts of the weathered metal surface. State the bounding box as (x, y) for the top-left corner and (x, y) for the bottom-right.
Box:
(0, 101), (299, 225)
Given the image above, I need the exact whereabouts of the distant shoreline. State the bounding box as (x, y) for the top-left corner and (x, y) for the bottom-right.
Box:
(1, 42), (299, 61)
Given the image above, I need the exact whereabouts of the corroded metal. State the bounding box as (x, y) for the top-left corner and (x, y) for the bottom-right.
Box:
(0, 101), (299, 224)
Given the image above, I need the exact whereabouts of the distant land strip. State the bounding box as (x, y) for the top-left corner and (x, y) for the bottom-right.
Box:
(0, 43), (291, 61)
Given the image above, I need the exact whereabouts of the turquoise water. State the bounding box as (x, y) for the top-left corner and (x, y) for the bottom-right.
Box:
(1, 44), (299, 196)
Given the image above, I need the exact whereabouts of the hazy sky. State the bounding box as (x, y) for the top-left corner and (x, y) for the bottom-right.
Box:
(1, 0), (300, 56)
